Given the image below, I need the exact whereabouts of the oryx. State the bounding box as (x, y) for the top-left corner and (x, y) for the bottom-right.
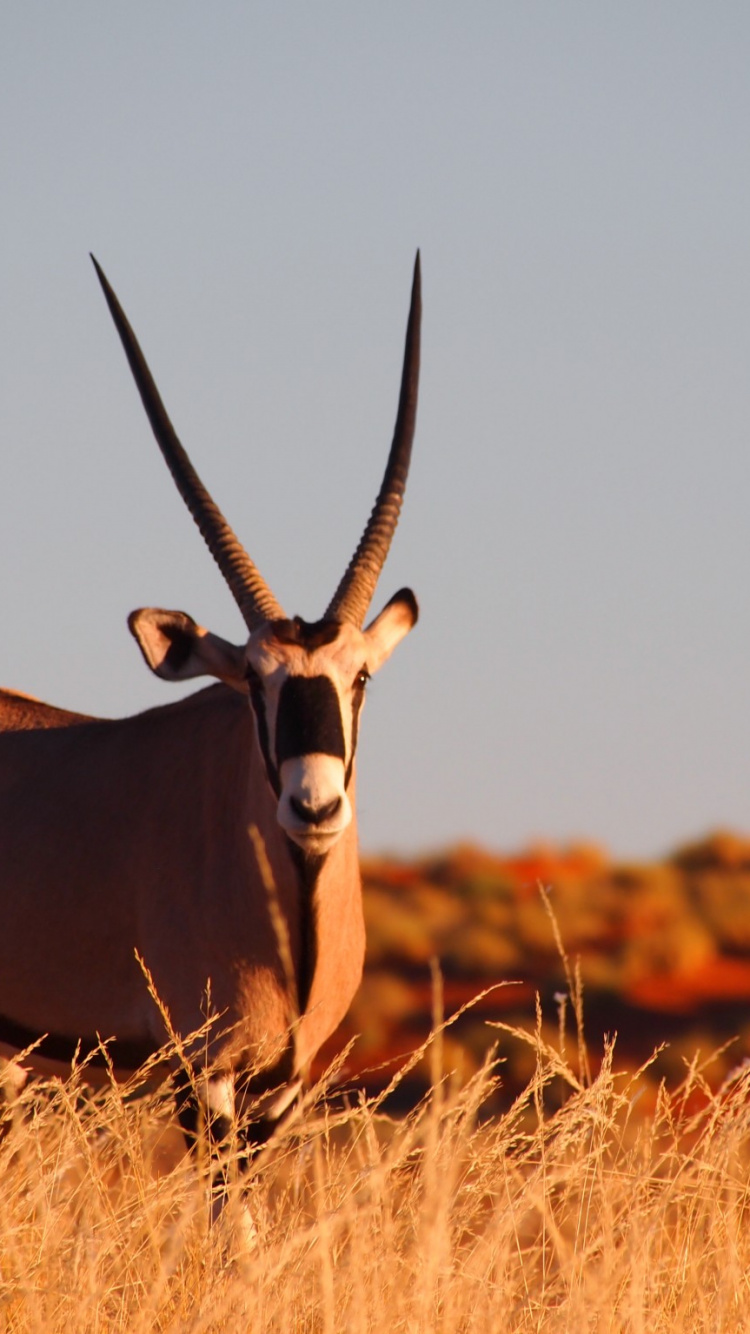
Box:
(0, 254), (420, 1158)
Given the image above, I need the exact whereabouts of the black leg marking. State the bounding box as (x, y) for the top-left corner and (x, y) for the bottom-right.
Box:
(173, 1068), (300, 1188)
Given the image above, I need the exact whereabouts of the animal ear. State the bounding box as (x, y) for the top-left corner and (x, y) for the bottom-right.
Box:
(128, 608), (248, 690)
(363, 588), (418, 673)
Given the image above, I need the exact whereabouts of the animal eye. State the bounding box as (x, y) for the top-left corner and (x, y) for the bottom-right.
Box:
(354, 668), (370, 691)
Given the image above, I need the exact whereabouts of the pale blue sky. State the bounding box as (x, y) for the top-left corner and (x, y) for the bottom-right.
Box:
(2, 5), (750, 858)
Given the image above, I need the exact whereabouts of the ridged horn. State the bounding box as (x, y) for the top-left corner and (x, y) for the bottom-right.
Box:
(91, 255), (285, 631)
(325, 252), (421, 627)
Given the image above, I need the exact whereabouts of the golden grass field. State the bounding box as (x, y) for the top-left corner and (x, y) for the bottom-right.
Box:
(1, 940), (749, 1332)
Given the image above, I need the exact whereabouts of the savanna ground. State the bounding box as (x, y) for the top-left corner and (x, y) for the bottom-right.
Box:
(2, 835), (750, 1332)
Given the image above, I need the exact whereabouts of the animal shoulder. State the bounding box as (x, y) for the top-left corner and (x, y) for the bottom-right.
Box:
(0, 688), (97, 733)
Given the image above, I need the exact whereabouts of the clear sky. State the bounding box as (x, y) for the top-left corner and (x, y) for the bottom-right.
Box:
(2, 5), (750, 859)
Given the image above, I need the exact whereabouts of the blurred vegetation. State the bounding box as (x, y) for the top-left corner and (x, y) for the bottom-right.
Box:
(316, 831), (750, 1113)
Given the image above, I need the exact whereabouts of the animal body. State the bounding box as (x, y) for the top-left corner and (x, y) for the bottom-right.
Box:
(0, 255), (421, 1153)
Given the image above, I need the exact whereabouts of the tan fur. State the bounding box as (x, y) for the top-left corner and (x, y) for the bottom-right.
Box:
(0, 688), (96, 732)
(0, 683), (365, 1092)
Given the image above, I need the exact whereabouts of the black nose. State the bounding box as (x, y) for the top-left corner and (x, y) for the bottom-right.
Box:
(289, 795), (342, 826)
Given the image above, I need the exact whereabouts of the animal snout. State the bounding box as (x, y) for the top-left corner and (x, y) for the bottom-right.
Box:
(289, 794), (342, 826)
(277, 754), (353, 848)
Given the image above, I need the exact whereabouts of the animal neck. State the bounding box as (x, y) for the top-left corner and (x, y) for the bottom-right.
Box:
(285, 842), (324, 1015)
(238, 725), (365, 1081)
(289, 773), (365, 1079)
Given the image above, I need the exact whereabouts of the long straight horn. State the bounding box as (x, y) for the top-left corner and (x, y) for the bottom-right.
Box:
(91, 256), (285, 631)
(325, 252), (421, 627)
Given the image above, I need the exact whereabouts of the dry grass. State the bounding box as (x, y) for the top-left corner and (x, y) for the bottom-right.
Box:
(1, 989), (749, 1334)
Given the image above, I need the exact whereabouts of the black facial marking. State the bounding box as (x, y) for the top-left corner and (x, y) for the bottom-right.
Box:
(246, 665), (281, 796)
(345, 678), (366, 787)
(271, 617), (340, 650)
(276, 675), (345, 764)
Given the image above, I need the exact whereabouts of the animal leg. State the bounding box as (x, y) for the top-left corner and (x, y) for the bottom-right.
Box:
(173, 1069), (258, 1249)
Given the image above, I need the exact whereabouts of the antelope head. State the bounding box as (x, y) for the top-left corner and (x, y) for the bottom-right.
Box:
(93, 256), (421, 856)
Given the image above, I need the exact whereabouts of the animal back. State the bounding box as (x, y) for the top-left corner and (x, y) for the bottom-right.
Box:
(0, 688), (98, 732)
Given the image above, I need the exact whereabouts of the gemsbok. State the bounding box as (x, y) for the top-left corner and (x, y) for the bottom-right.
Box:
(0, 254), (421, 1167)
